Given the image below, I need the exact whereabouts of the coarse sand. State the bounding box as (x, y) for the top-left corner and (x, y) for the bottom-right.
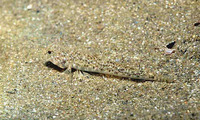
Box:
(0, 0), (199, 119)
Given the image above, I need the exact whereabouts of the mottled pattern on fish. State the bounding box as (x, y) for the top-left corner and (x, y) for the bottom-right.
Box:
(46, 49), (174, 83)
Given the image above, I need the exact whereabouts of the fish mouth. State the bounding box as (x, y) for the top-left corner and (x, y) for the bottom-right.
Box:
(45, 61), (67, 72)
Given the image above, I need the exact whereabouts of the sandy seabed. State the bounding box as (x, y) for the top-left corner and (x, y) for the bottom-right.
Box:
(0, 0), (199, 119)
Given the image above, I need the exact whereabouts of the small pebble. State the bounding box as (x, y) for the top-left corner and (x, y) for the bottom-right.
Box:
(27, 4), (32, 10)
(165, 48), (175, 55)
(166, 41), (176, 49)
(194, 21), (200, 27)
